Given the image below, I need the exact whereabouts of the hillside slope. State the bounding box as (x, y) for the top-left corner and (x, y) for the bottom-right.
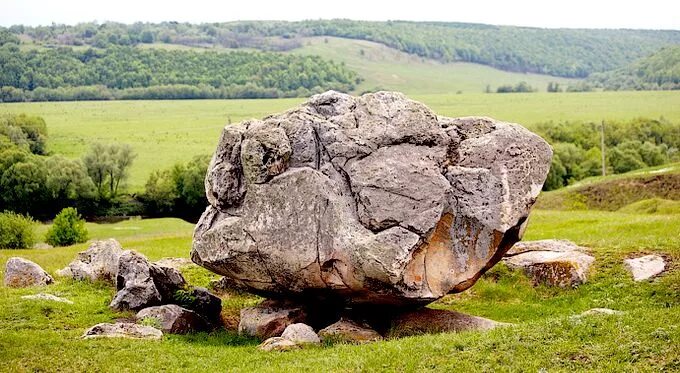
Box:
(289, 37), (576, 94)
(588, 46), (680, 90)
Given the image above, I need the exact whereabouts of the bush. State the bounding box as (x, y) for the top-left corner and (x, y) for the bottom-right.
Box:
(0, 211), (36, 249)
(45, 207), (88, 247)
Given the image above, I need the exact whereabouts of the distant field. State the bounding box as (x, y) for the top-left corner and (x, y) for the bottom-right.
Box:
(290, 36), (578, 94)
(1, 91), (679, 191)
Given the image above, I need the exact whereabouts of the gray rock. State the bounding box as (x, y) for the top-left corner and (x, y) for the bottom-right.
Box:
(56, 239), (123, 283)
(110, 250), (162, 311)
(136, 305), (209, 334)
(389, 308), (506, 337)
(624, 255), (665, 281)
(193, 91), (552, 306)
(281, 323), (320, 344)
(177, 287), (222, 323)
(318, 319), (382, 343)
(258, 337), (299, 352)
(82, 322), (162, 340)
(503, 239), (595, 287)
(4, 257), (53, 288)
(149, 265), (187, 304)
(21, 293), (73, 304)
(238, 300), (307, 340)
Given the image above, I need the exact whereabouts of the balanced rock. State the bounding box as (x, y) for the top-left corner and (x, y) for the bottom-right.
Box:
(136, 305), (209, 334)
(389, 308), (505, 337)
(318, 319), (382, 343)
(503, 239), (595, 287)
(82, 322), (162, 340)
(192, 91), (552, 306)
(238, 300), (307, 339)
(4, 257), (53, 288)
(624, 255), (665, 281)
(56, 239), (123, 283)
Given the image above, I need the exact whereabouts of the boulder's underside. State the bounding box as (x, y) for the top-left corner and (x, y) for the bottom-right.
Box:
(192, 91), (552, 306)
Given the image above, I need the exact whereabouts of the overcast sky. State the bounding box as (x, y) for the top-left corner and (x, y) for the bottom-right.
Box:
(2, 0), (679, 30)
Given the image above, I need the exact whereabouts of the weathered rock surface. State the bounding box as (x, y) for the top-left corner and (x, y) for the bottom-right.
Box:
(4, 257), (53, 288)
(624, 255), (665, 281)
(238, 300), (307, 339)
(110, 250), (162, 311)
(389, 308), (505, 336)
(56, 239), (123, 283)
(21, 293), (73, 304)
(503, 239), (595, 287)
(192, 91), (552, 306)
(318, 319), (382, 343)
(136, 305), (209, 334)
(178, 287), (222, 323)
(82, 322), (162, 340)
(281, 323), (321, 344)
(258, 337), (300, 352)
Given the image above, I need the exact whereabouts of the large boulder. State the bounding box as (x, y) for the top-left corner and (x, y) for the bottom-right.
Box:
(503, 239), (595, 287)
(192, 91), (552, 306)
(4, 257), (53, 288)
(56, 239), (123, 283)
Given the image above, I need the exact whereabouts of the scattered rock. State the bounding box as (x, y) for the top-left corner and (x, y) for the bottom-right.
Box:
(153, 257), (194, 270)
(258, 337), (300, 352)
(281, 323), (320, 344)
(318, 319), (382, 343)
(21, 293), (73, 304)
(109, 250), (162, 311)
(149, 264), (187, 303)
(136, 305), (209, 334)
(177, 287), (222, 323)
(192, 91), (552, 307)
(56, 239), (123, 283)
(4, 257), (53, 288)
(390, 308), (506, 336)
(503, 239), (595, 287)
(82, 322), (162, 340)
(32, 243), (54, 250)
(578, 308), (624, 317)
(239, 300), (307, 340)
(624, 255), (665, 281)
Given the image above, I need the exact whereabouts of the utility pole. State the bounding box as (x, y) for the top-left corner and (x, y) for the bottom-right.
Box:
(600, 120), (606, 176)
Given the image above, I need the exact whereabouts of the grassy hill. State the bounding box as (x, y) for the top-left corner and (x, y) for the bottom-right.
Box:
(588, 46), (680, 90)
(2, 91), (679, 191)
(536, 163), (680, 211)
(289, 37), (576, 94)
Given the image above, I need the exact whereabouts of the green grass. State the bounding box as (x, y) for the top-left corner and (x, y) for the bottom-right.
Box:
(291, 36), (578, 94)
(2, 91), (679, 192)
(618, 198), (680, 214)
(0, 210), (678, 371)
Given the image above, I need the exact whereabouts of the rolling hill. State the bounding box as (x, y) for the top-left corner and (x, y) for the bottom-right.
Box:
(588, 46), (680, 90)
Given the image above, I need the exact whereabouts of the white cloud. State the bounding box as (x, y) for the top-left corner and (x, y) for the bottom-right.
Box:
(1, 0), (679, 30)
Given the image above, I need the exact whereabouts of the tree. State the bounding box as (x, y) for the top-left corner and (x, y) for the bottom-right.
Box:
(45, 207), (88, 246)
(83, 143), (136, 200)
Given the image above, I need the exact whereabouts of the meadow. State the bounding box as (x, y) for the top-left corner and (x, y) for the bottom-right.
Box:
(1, 202), (678, 371)
(2, 90), (679, 191)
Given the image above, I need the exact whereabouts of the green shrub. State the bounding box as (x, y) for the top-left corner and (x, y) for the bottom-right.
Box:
(45, 207), (88, 247)
(0, 211), (36, 249)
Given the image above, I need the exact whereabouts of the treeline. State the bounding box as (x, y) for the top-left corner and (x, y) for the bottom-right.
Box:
(0, 44), (359, 102)
(587, 46), (680, 91)
(4, 20), (680, 78)
(535, 118), (680, 190)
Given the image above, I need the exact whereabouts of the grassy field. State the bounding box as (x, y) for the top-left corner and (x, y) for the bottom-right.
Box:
(0, 208), (678, 372)
(290, 36), (578, 94)
(2, 91), (679, 192)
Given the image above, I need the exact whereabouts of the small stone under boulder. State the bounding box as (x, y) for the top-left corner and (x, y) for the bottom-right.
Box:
(281, 323), (320, 344)
(503, 239), (595, 287)
(258, 337), (300, 352)
(56, 239), (123, 283)
(4, 257), (53, 288)
(82, 322), (162, 340)
(136, 304), (209, 334)
(389, 308), (505, 337)
(624, 255), (665, 281)
(239, 300), (307, 340)
(318, 319), (382, 343)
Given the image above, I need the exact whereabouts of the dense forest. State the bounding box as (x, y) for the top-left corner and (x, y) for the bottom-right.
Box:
(4, 20), (680, 78)
(587, 46), (680, 90)
(0, 44), (359, 102)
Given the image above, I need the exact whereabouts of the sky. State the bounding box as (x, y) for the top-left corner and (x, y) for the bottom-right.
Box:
(2, 0), (679, 30)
